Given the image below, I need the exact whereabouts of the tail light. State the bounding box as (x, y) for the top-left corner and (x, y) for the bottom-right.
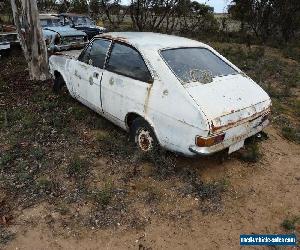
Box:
(195, 133), (225, 147)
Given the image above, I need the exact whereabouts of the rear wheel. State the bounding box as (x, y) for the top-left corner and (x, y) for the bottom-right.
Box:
(130, 118), (159, 153)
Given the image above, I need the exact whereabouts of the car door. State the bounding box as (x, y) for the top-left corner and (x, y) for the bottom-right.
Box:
(71, 38), (111, 112)
(100, 42), (153, 127)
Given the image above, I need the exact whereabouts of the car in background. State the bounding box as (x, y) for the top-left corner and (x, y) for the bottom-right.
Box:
(57, 13), (106, 40)
(49, 32), (271, 156)
(40, 14), (88, 52)
(0, 25), (19, 56)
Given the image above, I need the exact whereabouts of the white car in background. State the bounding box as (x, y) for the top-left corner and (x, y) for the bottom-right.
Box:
(49, 32), (271, 156)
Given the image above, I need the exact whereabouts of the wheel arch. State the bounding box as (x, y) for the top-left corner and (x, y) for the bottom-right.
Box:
(125, 112), (162, 146)
(53, 70), (62, 79)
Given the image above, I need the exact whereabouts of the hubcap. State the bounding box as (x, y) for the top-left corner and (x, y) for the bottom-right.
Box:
(136, 128), (154, 152)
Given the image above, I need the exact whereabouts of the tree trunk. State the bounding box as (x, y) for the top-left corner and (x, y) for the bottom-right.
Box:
(10, 0), (49, 81)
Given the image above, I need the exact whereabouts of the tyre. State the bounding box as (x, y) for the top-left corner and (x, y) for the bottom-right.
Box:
(53, 73), (65, 93)
(130, 118), (159, 153)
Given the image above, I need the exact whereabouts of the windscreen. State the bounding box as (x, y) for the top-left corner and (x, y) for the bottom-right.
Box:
(40, 19), (61, 28)
(71, 16), (94, 26)
(160, 48), (238, 84)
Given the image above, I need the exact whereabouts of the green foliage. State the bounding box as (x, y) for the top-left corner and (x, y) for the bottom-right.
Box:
(50, 113), (70, 130)
(92, 182), (114, 208)
(0, 150), (18, 168)
(89, 0), (101, 18)
(96, 130), (134, 157)
(237, 140), (261, 163)
(0, 226), (15, 245)
(71, 105), (90, 121)
(37, 0), (57, 11)
(69, 0), (88, 13)
(67, 157), (89, 179)
(293, 100), (300, 117)
(0, 0), (13, 24)
(281, 126), (300, 144)
(31, 147), (44, 161)
(282, 45), (300, 63)
(229, 0), (300, 43)
(281, 217), (300, 230)
(35, 177), (58, 194)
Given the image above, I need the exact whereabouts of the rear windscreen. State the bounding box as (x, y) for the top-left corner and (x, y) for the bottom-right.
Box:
(160, 48), (237, 84)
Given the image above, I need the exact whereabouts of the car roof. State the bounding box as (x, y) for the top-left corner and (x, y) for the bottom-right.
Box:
(39, 14), (59, 20)
(59, 13), (89, 17)
(98, 32), (207, 51)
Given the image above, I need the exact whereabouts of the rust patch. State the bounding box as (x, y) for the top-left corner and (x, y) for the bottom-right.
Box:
(99, 34), (128, 43)
(144, 84), (153, 115)
(211, 108), (270, 133)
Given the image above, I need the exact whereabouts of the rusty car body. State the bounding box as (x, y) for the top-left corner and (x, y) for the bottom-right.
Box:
(49, 32), (271, 156)
(56, 13), (106, 40)
(40, 14), (88, 52)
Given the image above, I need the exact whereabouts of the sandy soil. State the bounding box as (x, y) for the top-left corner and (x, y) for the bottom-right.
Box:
(4, 126), (300, 250)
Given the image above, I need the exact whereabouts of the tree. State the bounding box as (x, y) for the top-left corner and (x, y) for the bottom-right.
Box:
(129, 0), (179, 31)
(101, 0), (127, 29)
(89, 0), (101, 19)
(273, 0), (300, 42)
(10, 0), (49, 80)
(0, 0), (14, 23)
(229, 0), (300, 42)
(69, 0), (88, 13)
(183, 1), (217, 33)
(57, 0), (70, 13)
(37, 0), (57, 11)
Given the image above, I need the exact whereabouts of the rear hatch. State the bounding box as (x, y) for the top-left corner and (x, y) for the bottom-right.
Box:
(185, 74), (271, 133)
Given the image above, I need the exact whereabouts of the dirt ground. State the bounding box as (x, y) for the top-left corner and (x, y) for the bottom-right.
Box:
(3, 127), (299, 250)
(0, 48), (299, 250)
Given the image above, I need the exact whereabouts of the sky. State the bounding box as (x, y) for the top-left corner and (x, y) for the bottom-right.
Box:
(197, 0), (229, 13)
(121, 0), (230, 13)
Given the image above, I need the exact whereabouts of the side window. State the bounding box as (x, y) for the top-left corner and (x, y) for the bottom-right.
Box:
(78, 44), (91, 63)
(106, 43), (152, 83)
(78, 39), (111, 69)
(64, 17), (71, 26)
(59, 16), (64, 25)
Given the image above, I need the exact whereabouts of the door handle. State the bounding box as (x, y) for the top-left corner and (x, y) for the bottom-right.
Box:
(89, 76), (94, 85)
(93, 72), (99, 78)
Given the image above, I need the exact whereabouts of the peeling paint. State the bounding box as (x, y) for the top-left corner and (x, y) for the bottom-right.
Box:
(144, 83), (153, 114)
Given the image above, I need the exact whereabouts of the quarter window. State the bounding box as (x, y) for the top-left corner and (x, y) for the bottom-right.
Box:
(78, 39), (111, 69)
(106, 43), (152, 83)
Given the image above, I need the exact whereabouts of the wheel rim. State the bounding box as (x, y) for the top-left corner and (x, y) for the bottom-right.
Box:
(135, 128), (154, 152)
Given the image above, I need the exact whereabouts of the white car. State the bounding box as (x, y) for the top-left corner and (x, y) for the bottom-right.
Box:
(49, 32), (271, 156)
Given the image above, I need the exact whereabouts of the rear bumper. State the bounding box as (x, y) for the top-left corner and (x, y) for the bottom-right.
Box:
(0, 42), (10, 51)
(189, 119), (269, 156)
